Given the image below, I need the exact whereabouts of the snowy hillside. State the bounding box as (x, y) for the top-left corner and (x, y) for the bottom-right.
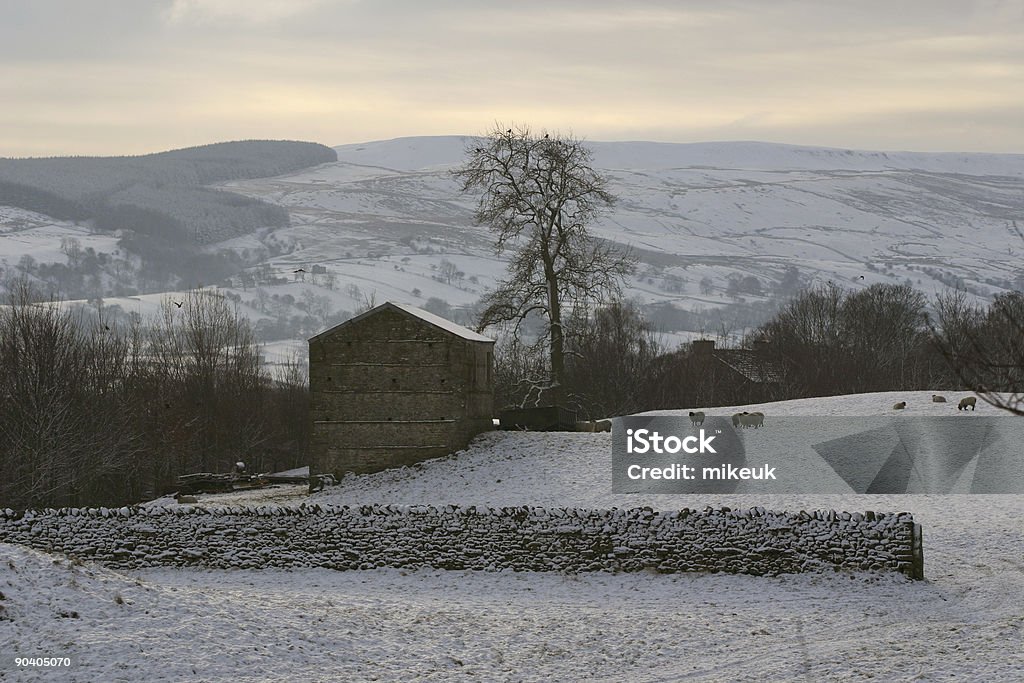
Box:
(0, 205), (120, 271)
(217, 136), (1024, 319)
(3, 137), (1024, 353)
(6, 389), (1024, 681)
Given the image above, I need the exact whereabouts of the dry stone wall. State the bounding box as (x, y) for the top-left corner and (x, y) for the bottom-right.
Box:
(0, 504), (923, 579)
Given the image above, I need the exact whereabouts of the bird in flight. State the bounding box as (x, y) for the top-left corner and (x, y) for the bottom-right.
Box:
(294, 268), (306, 273)
(173, 301), (183, 308)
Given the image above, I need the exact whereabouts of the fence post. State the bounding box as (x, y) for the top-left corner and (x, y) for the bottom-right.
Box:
(911, 522), (925, 580)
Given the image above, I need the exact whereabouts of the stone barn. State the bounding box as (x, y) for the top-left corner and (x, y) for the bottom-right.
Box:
(308, 301), (495, 477)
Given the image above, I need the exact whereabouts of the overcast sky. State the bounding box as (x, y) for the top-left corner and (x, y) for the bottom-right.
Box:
(2, 0), (1023, 156)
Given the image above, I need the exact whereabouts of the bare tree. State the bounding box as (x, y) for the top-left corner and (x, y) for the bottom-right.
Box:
(146, 290), (267, 476)
(491, 331), (550, 410)
(563, 300), (662, 419)
(0, 281), (145, 507)
(438, 259), (459, 285)
(0, 281), (310, 509)
(759, 282), (931, 396)
(455, 124), (634, 404)
(931, 219), (1024, 415)
(934, 289), (1024, 415)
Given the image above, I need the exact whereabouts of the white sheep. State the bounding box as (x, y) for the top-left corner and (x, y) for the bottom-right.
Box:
(932, 395), (947, 403)
(893, 401), (906, 410)
(689, 411), (705, 426)
(958, 396), (977, 411)
(740, 411), (765, 428)
(732, 412), (743, 428)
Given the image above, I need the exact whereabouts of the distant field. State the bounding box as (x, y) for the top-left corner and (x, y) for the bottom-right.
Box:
(4, 137), (1024, 350)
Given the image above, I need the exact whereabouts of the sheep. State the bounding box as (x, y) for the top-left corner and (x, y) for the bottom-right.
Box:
(594, 419), (612, 433)
(932, 395), (947, 403)
(175, 495), (199, 504)
(958, 396), (977, 411)
(740, 411), (765, 428)
(893, 401), (906, 410)
(732, 413), (743, 428)
(689, 411), (705, 426)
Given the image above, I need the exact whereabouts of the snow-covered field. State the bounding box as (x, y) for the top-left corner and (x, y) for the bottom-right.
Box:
(4, 391), (1023, 681)
(0, 206), (119, 268)
(5, 136), (1024, 362)
(217, 136), (1024, 317)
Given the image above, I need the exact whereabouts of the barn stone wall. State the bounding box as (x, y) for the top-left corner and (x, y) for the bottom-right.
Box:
(0, 505), (922, 579)
(309, 307), (494, 477)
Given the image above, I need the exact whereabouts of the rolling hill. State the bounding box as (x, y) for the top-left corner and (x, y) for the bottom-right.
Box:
(214, 136), (1024, 333)
(2, 136), (1023, 353)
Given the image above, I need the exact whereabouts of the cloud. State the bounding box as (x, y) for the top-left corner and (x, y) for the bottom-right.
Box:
(3, 0), (1024, 155)
(161, 0), (333, 25)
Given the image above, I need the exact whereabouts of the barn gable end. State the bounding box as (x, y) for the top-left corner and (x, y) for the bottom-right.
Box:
(309, 302), (495, 477)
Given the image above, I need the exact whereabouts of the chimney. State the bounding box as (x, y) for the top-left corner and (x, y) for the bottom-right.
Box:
(691, 339), (715, 356)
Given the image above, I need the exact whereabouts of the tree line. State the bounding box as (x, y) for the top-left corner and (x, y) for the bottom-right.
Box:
(493, 282), (1024, 420)
(0, 284), (308, 510)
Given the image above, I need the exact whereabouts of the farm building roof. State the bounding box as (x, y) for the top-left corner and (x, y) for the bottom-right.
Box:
(308, 301), (494, 344)
(712, 349), (787, 384)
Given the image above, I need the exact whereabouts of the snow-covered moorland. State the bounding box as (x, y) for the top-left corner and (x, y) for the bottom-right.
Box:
(3, 390), (1023, 681)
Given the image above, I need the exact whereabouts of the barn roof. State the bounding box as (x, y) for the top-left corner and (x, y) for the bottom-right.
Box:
(308, 301), (495, 343)
(712, 349), (787, 385)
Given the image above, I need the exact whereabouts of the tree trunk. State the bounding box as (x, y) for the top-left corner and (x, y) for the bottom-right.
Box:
(546, 263), (564, 406)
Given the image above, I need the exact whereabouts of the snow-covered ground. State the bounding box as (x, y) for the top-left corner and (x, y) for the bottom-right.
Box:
(2, 523), (1022, 682)
(216, 136), (1024, 318)
(210, 136), (1024, 363)
(0, 206), (119, 268)
(153, 390), (1017, 509)
(5, 391), (1022, 681)
(7, 136), (1024, 372)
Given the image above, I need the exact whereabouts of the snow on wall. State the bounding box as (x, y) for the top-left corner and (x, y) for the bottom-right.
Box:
(0, 504), (921, 579)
